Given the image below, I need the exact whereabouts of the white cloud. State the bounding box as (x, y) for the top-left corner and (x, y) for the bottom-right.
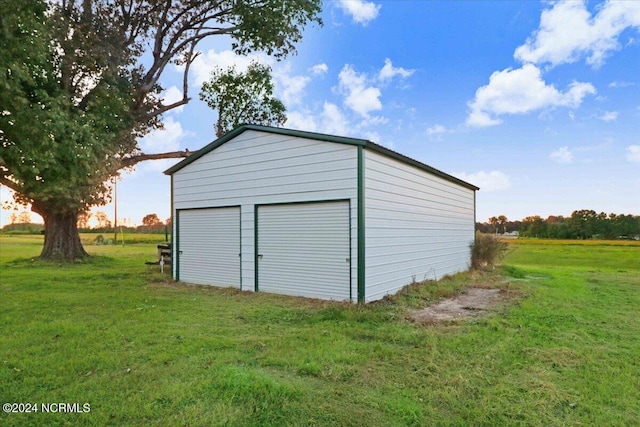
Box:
(190, 49), (271, 86)
(338, 65), (382, 117)
(469, 1), (639, 128)
(362, 130), (381, 144)
(378, 58), (415, 81)
(454, 171), (511, 192)
(466, 110), (502, 128)
(321, 102), (350, 135)
(285, 111), (318, 132)
(609, 81), (636, 88)
(137, 117), (194, 172)
(550, 146), (573, 163)
(427, 124), (447, 140)
(280, 74), (310, 105)
(466, 64), (596, 127)
(331, 59), (416, 119)
(285, 102), (350, 136)
(161, 86), (185, 114)
(274, 65), (310, 106)
(337, 0), (381, 26)
(358, 115), (388, 127)
(426, 124), (447, 135)
(514, 1), (640, 68)
(599, 111), (619, 121)
(627, 145), (640, 162)
(140, 117), (190, 153)
(289, 59), (415, 138)
(310, 63), (328, 75)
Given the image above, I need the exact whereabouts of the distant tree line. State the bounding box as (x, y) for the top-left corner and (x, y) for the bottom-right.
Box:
(2, 212), (171, 234)
(477, 210), (640, 240)
(76, 212), (170, 234)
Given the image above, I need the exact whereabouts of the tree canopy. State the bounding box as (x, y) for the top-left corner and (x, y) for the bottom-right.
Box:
(0, 0), (322, 260)
(200, 61), (286, 137)
(142, 213), (162, 227)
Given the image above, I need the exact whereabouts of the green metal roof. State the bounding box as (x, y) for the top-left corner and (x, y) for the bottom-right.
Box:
(163, 124), (479, 191)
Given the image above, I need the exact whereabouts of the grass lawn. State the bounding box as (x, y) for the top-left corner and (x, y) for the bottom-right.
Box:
(1, 236), (638, 426)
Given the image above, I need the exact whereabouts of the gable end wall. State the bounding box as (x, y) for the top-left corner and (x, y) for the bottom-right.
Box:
(171, 130), (359, 299)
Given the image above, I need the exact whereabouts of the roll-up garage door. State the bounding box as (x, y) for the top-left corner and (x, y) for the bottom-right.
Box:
(178, 207), (240, 288)
(257, 201), (350, 300)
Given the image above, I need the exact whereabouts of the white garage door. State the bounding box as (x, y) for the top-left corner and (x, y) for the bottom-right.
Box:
(178, 207), (240, 288)
(257, 201), (351, 300)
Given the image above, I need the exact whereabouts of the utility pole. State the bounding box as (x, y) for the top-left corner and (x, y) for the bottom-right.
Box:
(113, 178), (118, 244)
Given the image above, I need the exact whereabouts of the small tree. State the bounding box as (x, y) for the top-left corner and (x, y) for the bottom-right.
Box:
(200, 61), (286, 137)
(94, 211), (111, 229)
(497, 215), (508, 234)
(521, 215), (546, 238)
(77, 212), (92, 229)
(568, 209), (597, 239)
(17, 211), (32, 224)
(142, 213), (162, 227)
(488, 216), (499, 234)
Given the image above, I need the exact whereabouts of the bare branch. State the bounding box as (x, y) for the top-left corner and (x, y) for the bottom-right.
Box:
(183, 47), (198, 99)
(142, 24), (201, 120)
(119, 150), (191, 169)
(148, 97), (191, 118)
(138, 3), (238, 96)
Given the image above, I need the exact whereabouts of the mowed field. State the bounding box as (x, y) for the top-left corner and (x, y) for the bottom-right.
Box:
(1, 235), (638, 426)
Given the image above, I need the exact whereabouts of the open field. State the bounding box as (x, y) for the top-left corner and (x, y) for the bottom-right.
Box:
(1, 236), (639, 426)
(0, 232), (168, 247)
(503, 238), (640, 270)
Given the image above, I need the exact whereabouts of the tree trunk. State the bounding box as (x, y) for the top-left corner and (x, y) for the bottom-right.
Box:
(40, 210), (89, 260)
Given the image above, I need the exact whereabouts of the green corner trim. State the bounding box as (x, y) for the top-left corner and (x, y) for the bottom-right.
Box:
(238, 207), (242, 291)
(254, 207), (259, 292)
(170, 175), (175, 280)
(175, 209), (180, 281)
(349, 199), (353, 302)
(357, 146), (365, 303)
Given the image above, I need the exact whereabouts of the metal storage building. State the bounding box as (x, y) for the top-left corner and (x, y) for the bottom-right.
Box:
(164, 125), (478, 303)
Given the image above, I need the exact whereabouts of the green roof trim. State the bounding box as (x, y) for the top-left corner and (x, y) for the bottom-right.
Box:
(163, 124), (479, 191)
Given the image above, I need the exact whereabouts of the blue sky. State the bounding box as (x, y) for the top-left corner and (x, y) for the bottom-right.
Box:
(1, 0), (639, 227)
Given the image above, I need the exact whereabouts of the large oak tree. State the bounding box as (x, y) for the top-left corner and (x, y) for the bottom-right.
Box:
(0, 0), (321, 260)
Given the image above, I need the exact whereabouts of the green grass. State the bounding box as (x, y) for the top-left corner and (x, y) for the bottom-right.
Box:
(1, 236), (638, 426)
(0, 233), (168, 252)
(504, 239), (639, 270)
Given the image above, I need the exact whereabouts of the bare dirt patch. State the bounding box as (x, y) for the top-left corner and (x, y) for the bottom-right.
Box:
(410, 287), (508, 324)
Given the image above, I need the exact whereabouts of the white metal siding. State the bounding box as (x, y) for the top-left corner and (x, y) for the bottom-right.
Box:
(257, 201), (351, 301)
(364, 150), (475, 302)
(177, 207), (240, 288)
(171, 130), (358, 297)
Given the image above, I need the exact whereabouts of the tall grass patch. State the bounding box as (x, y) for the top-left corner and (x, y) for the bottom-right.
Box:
(470, 232), (508, 270)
